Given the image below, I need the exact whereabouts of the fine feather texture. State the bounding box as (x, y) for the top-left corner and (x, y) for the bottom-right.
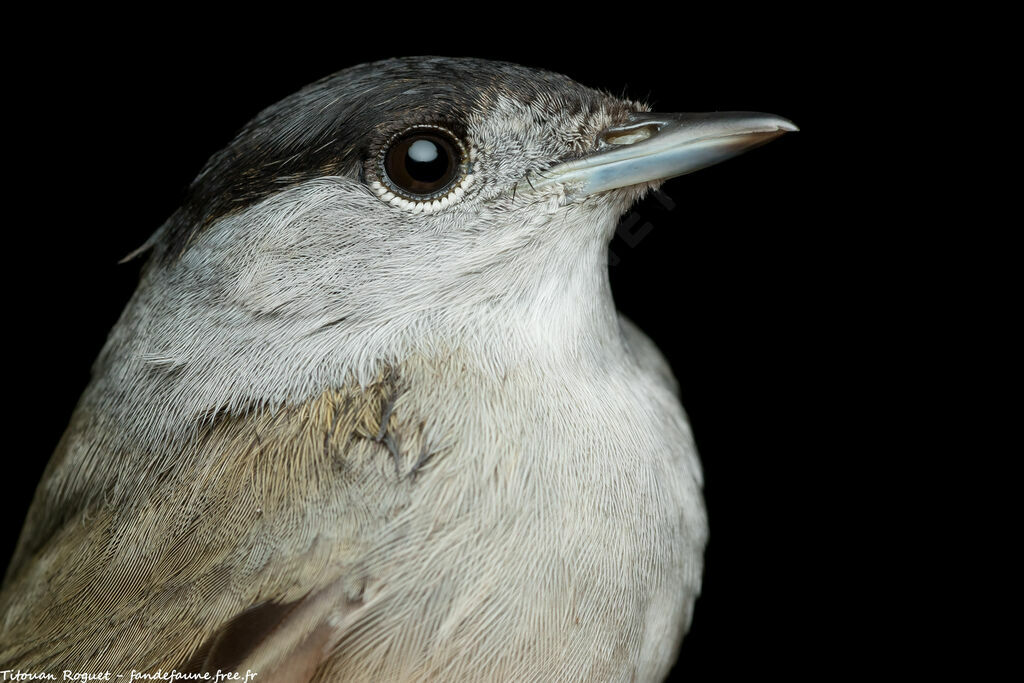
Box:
(1, 57), (708, 681)
(2, 372), (408, 671)
(2, 349), (704, 680)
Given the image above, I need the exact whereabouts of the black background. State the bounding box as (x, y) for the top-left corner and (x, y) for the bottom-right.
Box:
(4, 16), (878, 679)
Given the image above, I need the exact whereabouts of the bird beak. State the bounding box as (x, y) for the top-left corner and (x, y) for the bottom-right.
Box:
(531, 112), (797, 197)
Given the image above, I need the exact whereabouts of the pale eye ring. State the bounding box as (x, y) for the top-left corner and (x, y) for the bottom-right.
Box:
(370, 125), (476, 213)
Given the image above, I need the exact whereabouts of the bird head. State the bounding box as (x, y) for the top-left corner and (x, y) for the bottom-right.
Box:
(99, 56), (794, 424)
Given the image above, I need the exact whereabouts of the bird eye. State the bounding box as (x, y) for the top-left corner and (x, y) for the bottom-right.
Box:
(382, 127), (463, 198)
(370, 125), (475, 212)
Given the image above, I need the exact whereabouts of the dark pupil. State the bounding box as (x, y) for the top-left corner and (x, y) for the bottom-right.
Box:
(385, 132), (458, 196)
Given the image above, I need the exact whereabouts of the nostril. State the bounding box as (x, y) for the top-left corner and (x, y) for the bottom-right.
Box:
(599, 124), (660, 147)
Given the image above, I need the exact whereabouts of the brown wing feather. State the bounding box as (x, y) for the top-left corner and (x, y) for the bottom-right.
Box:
(0, 367), (425, 677)
(179, 583), (361, 681)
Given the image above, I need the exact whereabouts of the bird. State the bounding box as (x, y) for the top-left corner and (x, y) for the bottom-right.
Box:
(0, 57), (795, 681)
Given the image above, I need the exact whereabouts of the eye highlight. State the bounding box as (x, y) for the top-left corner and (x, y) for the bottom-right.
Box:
(370, 125), (476, 213)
